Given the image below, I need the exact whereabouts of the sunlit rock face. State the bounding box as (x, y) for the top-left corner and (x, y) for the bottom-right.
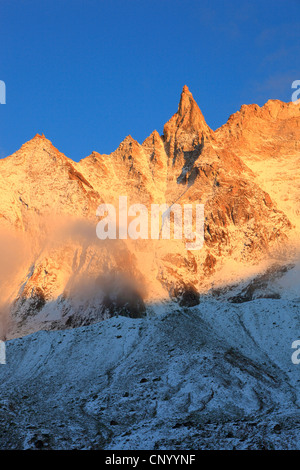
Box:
(0, 86), (298, 338)
(215, 99), (300, 233)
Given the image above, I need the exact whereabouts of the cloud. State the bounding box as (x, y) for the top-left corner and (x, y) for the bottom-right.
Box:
(196, 1), (255, 39)
(256, 22), (300, 46)
(0, 228), (32, 339)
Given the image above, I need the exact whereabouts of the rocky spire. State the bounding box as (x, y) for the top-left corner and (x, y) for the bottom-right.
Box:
(164, 85), (212, 141)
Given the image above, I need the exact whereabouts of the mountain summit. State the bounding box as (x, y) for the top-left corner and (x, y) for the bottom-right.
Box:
(177, 84), (210, 132)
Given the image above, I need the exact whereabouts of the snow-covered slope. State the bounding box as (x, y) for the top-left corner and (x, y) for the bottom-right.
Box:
(1, 297), (300, 450)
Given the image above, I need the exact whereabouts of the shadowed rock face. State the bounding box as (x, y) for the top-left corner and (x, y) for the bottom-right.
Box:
(0, 86), (298, 337)
(172, 283), (200, 307)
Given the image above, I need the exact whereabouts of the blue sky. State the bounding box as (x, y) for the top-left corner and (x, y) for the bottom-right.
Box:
(0, 0), (299, 161)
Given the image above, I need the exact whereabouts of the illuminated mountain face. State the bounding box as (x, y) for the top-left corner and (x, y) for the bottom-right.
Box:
(0, 86), (299, 338)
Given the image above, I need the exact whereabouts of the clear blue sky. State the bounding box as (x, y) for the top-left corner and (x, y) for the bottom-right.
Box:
(0, 0), (299, 161)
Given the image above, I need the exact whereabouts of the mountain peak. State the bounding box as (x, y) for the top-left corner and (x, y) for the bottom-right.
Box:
(178, 85), (195, 114)
(33, 133), (46, 139)
(30, 133), (50, 144)
(8, 133), (72, 167)
(163, 85), (212, 147)
(24, 133), (53, 149)
(142, 130), (162, 146)
(177, 85), (207, 125)
(115, 135), (141, 153)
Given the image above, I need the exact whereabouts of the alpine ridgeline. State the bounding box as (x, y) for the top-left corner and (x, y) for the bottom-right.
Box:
(1, 86), (299, 338)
